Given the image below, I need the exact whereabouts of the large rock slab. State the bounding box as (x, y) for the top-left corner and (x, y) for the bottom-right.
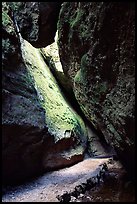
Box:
(2, 2), (87, 184)
(58, 2), (135, 178)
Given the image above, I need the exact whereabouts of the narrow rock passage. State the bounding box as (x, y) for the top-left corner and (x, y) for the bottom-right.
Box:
(2, 22), (116, 203)
(2, 158), (110, 202)
(86, 124), (116, 157)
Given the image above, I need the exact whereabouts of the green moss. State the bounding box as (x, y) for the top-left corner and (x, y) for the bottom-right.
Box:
(80, 53), (91, 81)
(74, 53), (89, 84)
(39, 39), (72, 95)
(69, 9), (84, 28)
(2, 39), (11, 53)
(74, 69), (97, 126)
(2, 10), (10, 26)
(21, 40), (87, 141)
(80, 25), (91, 39)
(69, 7), (90, 39)
(8, 2), (22, 12)
(74, 53), (108, 128)
(2, 2), (15, 35)
(74, 69), (82, 83)
(81, 53), (88, 67)
(58, 3), (86, 44)
(93, 83), (108, 97)
(99, 83), (107, 93)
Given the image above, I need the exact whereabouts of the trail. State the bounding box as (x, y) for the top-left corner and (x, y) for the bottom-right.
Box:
(2, 86), (115, 202)
(2, 158), (109, 202)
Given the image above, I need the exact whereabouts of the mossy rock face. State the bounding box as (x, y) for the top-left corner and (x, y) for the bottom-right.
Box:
(58, 2), (135, 178)
(2, 5), (87, 184)
(2, 2), (22, 70)
(21, 39), (87, 143)
(8, 2), (62, 48)
(2, 2), (15, 35)
(39, 35), (73, 97)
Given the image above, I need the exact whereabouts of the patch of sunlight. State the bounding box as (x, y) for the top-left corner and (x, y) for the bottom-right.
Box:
(42, 30), (63, 72)
(58, 158), (109, 176)
(20, 38), (86, 142)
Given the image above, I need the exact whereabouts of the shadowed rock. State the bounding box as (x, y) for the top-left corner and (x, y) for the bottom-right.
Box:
(8, 2), (62, 48)
(2, 2), (87, 184)
(56, 192), (71, 202)
(58, 2), (135, 179)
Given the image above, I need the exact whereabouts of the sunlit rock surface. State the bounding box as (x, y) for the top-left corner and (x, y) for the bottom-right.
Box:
(2, 2), (87, 184)
(58, 2), (135, 178)
(41, 31), (63, 72)
(40, 31), (73, 96)
(21, 38), (87, 167)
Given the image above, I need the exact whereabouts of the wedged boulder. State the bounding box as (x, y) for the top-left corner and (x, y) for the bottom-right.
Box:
(40, 31), (74, 98)
(58, 2), (135, 178)
(2, 3), (87, 184)
(8, 2), (62, 48)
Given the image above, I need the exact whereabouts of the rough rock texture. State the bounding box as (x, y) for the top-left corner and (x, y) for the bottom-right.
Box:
(8, 2), (62, 48)
(2, 2), (87, 184)
(40, 31), (74, 99)
(58, 2), (135, 178)
(2, 2), (21, 70)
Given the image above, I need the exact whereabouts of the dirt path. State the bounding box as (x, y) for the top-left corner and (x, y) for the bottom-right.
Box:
(2, 157), (110, 202)
(2, 118), (115, 203)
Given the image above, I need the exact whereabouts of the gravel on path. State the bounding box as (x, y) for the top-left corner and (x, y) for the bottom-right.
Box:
(2, 157), (109, 202)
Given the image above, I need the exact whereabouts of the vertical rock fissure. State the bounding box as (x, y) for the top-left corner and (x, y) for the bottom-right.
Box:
(39, 30), (116, 158)
(57, 2), (135, 179)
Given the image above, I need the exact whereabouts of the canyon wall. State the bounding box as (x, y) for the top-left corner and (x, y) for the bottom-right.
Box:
(2, 2), (135, 183)
(58, 2), (135, 178)
(2, 2), (87, 184)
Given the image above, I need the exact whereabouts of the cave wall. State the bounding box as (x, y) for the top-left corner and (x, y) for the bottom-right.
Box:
(8, 2), (62, 48)
(57, 2), (135, 178)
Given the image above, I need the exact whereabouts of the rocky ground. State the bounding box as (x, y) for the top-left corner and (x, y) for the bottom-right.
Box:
(2, 157), (108, 202)
(2, 157), (135, 202)
(2, 118), (134, 203)
(75, 159), (135, 202)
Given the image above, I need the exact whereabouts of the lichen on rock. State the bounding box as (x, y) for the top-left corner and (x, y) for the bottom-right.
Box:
(21, 39), (86, 141)
(58, 2), (135, 178)
(2, 2), (88, 184)
(8, 2), (62, 48)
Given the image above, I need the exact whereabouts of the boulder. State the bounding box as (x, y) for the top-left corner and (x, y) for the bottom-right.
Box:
(2, 2), (87, 184)
(58, 2), (135, 178)
(8, 2), (62, 48)
(39, 31), (73, 96)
